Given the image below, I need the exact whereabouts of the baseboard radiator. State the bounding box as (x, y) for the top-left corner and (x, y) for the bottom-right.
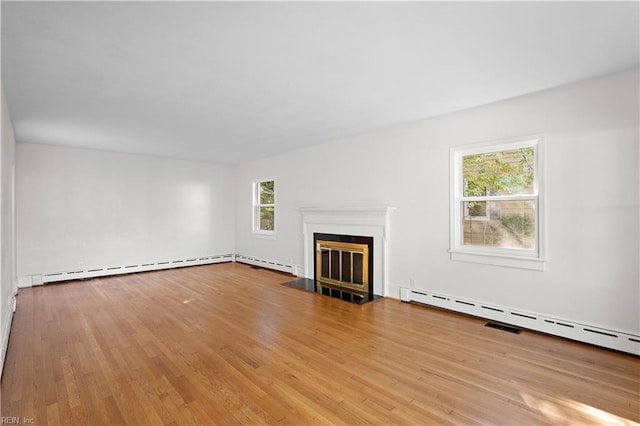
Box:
(401, 288), (639, 356)
(18, 254), (235, 287)
(234, 254), (294, 274)
(18, 253), (301, 288)
(0, 297), (15, 378)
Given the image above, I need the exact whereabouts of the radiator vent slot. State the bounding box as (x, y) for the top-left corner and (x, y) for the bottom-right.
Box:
(583, 328), (618, 338)
(556, 322), (574, 328)
(630, 338), (640, 343)
(511, 312), (537, 320)
(432, 295), (449, 301)
(481, 306), (504, 312)
(455, 300), (475, 306)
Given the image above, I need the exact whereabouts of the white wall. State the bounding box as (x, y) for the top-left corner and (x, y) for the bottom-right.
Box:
(16, 144), (236, 279)
(1, 84), (18, 376)
(235, 69), (639, 335)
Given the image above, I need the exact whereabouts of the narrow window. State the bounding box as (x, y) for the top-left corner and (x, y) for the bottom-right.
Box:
(253, 179), (275, 234)
(451, 137), (545, 270)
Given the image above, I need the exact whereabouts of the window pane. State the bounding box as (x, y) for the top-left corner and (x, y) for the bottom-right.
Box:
(259, 206), (274, 231)
(462, 200), (535, 250)
(463, 147), (534, 196)
(259, 181), (275, 204)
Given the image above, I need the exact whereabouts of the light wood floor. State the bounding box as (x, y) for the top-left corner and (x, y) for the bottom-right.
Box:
(2, 262), (639, 425)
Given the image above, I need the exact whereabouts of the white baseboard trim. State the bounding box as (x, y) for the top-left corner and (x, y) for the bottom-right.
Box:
(18, 254), (235, 287)
(234, 254), (296, 275)
(0, 295), (15, 378)
(17, 253), (299, 288)
(402, 288), (639, 356)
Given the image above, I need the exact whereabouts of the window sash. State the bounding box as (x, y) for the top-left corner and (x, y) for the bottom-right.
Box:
(253, 180), (275, 233)
(255, 206), (275, 232)
(459, 198), (539, 253)
(451, 137), (542, 260)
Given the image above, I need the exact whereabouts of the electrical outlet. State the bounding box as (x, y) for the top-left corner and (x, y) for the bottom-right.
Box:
(409, 278), (416, 288)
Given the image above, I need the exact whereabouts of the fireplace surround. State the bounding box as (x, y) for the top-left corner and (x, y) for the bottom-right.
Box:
(298, 206), (394, 297)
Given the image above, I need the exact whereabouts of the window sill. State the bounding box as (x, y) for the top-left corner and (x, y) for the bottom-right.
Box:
(251, 232), (277, 240)
(449, 250), (546, 271)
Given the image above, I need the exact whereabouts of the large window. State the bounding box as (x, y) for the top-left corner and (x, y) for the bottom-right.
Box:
(450, 137), (545, 270)
(253, 179), (275, 234)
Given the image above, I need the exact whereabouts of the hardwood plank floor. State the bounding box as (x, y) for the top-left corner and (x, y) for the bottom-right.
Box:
(2, 262), (639, 425)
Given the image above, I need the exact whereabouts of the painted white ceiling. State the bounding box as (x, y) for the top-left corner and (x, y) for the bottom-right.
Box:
(2, 2), (638, 164)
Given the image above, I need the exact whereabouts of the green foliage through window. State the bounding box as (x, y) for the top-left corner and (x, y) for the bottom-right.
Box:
(255, 180), (275, 232)
(259, 180), (275, 204)
(463, 147), (534, 197)
(459, 145), (536, 250)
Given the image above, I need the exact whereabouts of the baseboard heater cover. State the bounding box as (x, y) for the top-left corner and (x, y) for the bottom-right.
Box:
(234, 254), (295, 275)
(404, 289), (639, 356)
(18, 254), (299, 288)
(19, 254), (235, 286)
(0, 301), (15, 378)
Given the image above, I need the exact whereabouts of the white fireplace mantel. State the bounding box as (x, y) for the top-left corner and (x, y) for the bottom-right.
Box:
(298, 206), (395, 296)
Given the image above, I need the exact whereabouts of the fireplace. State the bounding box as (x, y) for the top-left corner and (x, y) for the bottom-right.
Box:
(285, 207), (393, 304)
(299, 206), (394, 297)
(314, 233), (374, 295)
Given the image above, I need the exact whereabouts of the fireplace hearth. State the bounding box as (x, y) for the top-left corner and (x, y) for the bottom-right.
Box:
(282, 277), (382, 305)
(281, 232), (381, 305)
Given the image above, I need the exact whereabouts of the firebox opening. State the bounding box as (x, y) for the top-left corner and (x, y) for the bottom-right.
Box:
(313, 233), (374, 295)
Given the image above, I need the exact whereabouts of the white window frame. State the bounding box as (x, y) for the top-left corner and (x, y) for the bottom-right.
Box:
(252, 178), (276, 237)
(450, 136), (546, 271)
